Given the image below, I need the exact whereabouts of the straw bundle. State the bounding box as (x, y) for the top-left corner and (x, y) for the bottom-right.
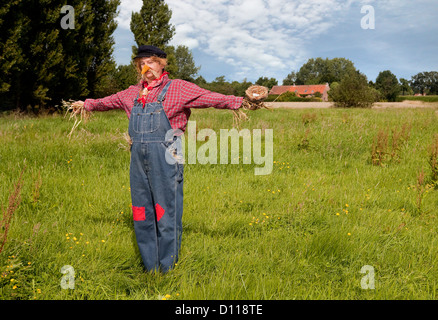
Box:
(63, 100), (91, 138)
(119, 132), (133, 151)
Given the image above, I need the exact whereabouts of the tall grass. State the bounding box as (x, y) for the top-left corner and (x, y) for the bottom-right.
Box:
(1, 106), (438, 300)
(396, 95), (438, 103)
(0, 167), (25, 254)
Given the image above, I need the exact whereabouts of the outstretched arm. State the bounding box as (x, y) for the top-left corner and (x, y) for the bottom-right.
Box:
(83, 86), (137, 113)
(177, 80), (244, 110)
(72, 85), (140, 116)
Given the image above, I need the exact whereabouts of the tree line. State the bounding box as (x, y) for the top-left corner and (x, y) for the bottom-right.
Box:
(0, 0), (122, 113)
(1, 0), (437, 113)
(190, 58), (438, 108)
(0, 0), (200, 113)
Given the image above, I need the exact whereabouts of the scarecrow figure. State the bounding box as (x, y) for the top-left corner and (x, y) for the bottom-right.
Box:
(71, 45), (267, 273)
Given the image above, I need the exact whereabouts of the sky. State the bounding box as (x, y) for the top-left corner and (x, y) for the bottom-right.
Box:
(112, 0), (438, 84)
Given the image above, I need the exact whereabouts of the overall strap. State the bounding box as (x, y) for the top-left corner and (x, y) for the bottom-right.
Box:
(157, 81), (173, 103)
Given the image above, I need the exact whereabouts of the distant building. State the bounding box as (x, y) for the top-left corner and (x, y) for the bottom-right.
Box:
(269, 83), (330, 101)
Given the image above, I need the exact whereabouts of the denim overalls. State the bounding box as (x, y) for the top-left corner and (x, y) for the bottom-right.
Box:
(128, 81), (184, 273)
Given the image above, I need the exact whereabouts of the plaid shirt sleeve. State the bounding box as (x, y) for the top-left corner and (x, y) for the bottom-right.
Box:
(83, 85), (140, 115)
(176, 80), (243, 110)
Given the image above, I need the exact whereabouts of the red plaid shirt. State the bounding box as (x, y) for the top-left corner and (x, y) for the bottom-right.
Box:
(84, 74), (243, 132)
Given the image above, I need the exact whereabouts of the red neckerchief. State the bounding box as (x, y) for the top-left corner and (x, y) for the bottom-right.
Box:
(137, 72), (169, 108)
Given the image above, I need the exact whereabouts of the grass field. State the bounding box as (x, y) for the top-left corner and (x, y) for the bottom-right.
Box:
(1, 106), (438, 300)
(397, 95), (438, 103)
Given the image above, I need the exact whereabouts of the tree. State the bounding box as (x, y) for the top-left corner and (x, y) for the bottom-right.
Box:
(130, 0), (175, 54)
(231, 79), (253, 97)
(329, 70), (376, 108)
(282, 71), (298, 85)
(83, 0), (120, 98)
(326, 58), (358, 84)
(255, 77), (278, 89)
(0, 0), (120, 112)
(295, 57), (357, 85)
(129, 0), (201, 83)
(295, 57), (326, 85)
(0, 0), (28, 109)
(375, 70), (400, 102)
(206, 76), (235, 95)
(112, 64), (138, 92)
(166, 45), (200, 81)
(399, 78), (413, 96)
(194, 76), (207, 86)
(195, 76), (252, 97)
(0, 1), (65, 110)
(410, 71), (438, 95)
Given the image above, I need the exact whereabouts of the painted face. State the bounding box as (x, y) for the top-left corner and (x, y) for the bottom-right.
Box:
(139, 57), (164, 82)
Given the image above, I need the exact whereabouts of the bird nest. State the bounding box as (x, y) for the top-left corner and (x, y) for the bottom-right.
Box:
(232, 85), (271, 127)
(245, 85), (269, 102)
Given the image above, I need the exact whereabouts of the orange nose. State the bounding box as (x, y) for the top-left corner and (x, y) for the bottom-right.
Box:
(141, 65), (150, 75)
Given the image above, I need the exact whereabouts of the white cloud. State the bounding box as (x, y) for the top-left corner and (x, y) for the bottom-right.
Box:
(166, 0), (349, 80)
(116, 0), (346, 78)
(114, 0), (438, 82)
(116, 0), (142, 30)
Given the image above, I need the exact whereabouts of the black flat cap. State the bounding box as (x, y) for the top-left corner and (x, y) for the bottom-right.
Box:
(134, 45), (167, 59)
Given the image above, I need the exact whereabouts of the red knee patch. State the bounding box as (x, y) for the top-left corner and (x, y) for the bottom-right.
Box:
(132, 206), (146, 221)
(155, 203), (165, 222)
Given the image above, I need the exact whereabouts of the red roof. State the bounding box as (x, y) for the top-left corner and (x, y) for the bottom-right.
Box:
(269, 84), (329, 96)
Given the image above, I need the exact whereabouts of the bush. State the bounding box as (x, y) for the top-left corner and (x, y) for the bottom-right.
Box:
(276, 91), (297, 102)
(375, 70), (400, 102)
(329, 70), (377, 108)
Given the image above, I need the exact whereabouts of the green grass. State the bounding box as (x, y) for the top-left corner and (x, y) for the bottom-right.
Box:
(397, 95), (438, 103)
(1, 106), (438, 300)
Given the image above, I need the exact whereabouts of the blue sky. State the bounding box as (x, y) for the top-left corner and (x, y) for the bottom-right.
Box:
(113, 0), (438, 84)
